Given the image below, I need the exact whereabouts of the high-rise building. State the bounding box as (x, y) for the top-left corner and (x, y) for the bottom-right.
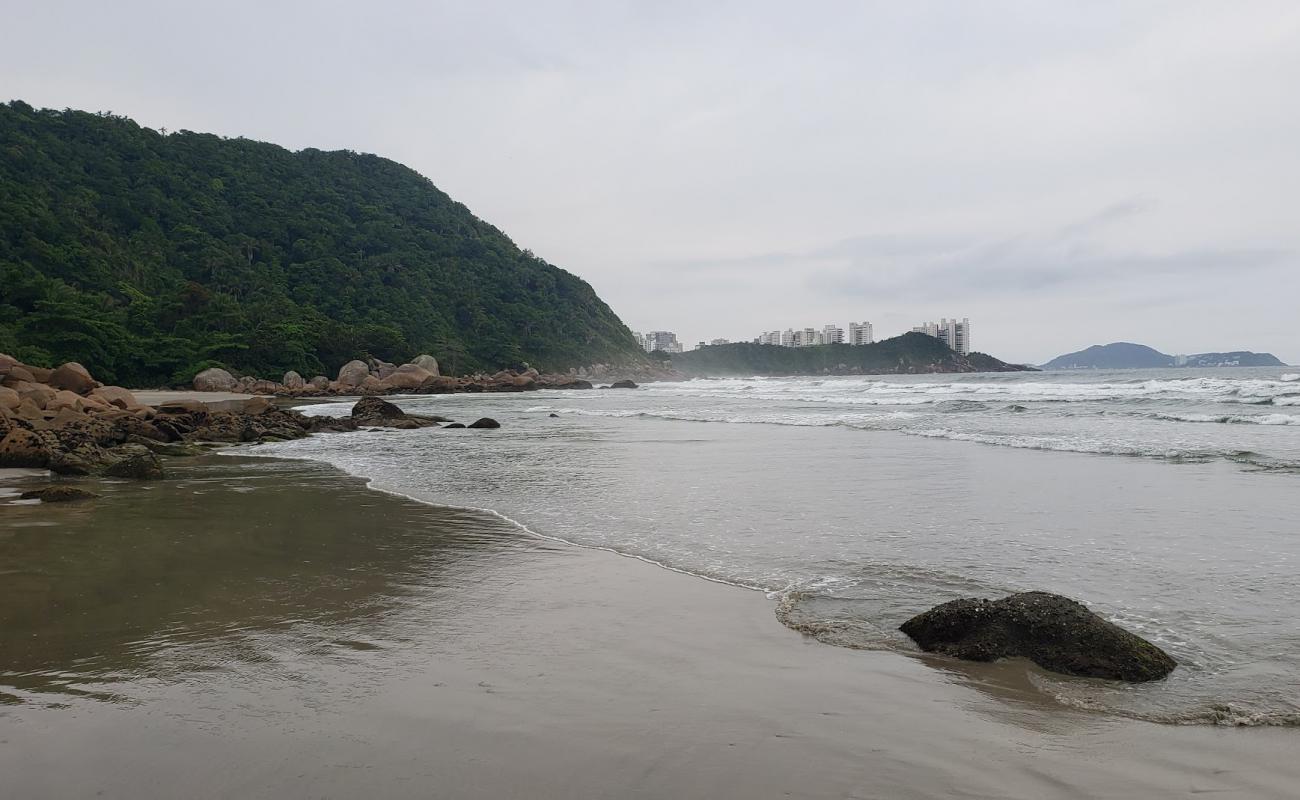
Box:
(644, 330), (682, 353)
(911, 318), (970, 355)
(822, 324), (844, 345)
(801, 328), (818, 347)
(780, 329), (796, 347)
(847, 321), (874, 345)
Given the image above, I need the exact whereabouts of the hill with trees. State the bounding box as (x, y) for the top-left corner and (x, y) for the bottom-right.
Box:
(1042, 342), (1284, 370)
(0, 101), (646, 385)
(664, 333), (1033, 376)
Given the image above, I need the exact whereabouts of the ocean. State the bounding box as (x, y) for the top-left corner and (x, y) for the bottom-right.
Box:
(256, 367), (1300, 727)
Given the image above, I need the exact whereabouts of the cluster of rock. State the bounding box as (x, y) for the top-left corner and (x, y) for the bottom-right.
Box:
(1, 355), (503, 484)
(193, 355), (643, 397)
(899, 591), (1177, 682)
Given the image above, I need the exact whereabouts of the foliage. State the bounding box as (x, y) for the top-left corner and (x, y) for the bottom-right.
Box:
(667, 333), (1027, 376)
(0, 101), (645, 385)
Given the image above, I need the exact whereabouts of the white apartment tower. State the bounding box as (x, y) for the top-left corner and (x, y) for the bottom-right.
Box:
(912, 318), (971, 355)
(644, 330), (683, 353)
(822, 324), (844, 345)
(847, 321), (874, 346)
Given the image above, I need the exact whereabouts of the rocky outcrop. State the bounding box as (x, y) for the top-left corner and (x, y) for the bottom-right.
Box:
(899, 591), (1177, 682)
(0, 427), (55, 468)
(282, 371), (305, 390)
(19, 486), (101, 502)
(350, 397), (442, 429)
(610, 379), (638, 389)
(467, 417), (501, 429)
(194, 367), (239, 392)
(379, 364), (434, 391)
(102, 444), (165, 480)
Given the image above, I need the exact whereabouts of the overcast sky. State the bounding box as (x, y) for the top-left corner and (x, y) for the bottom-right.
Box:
(4, 1), (1299, 363)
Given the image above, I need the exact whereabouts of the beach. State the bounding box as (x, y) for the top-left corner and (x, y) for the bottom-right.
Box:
(2, 452), (1297, 799)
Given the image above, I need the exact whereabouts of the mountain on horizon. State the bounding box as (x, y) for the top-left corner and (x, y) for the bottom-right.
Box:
(0, 101), (647, 385)
(1042, 342), (1284, 370)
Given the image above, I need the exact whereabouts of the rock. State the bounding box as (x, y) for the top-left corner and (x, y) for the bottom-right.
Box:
(46, 389), (87, 413)
(126, 435), (203, 457)
(193, 367), (239, 392)
(0, 428), (55, 468)
(2, 365), (36, 385)
(351, 396), (407, 422)
(543, 379), (593, 390)
(337, 360), (370, 388)
(610, 379), (638, 389)
(369, 359), (397, 379)
(309, 375), (330, 390)
(0, 353), (18, 371)
(359, 375), (384, 393)
(103, 444), (165, 480)
(549, 413), (560, 418)
(11, 380), (55, 409)
(380, 364), (434, 391)
(282, 371), (305, 390)
(417, 375), (461, 394)
(411, 354), (440, 376)
(19, 486), (100, 503)
(467, 417), (501, 429)
(442, 422), (466, 429)
(899, 591), (1176, 682)
(90, 386), (142, 410)
(241, 397), (274, 415)
(0, 385), (19, 411)
(48, 362), (97, 394)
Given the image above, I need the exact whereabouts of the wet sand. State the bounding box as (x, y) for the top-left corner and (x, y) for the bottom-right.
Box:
(1, 457), (1296, 799)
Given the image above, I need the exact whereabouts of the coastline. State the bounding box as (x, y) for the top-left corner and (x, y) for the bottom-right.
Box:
(4, 451), (1298, 798)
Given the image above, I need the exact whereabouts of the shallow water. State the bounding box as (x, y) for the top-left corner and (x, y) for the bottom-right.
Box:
(258, 367), (1300, 726)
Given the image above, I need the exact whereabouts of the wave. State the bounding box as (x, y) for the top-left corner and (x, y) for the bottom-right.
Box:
(1147, 411), (1300, 426)
(1282, 374), (1299, 382)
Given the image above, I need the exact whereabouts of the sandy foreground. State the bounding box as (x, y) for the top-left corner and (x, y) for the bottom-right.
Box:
(1, 457), (1295, 799)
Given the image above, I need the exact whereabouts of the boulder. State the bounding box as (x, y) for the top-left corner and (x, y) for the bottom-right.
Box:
(610, 379), (638, 389)
(0, 428), (54, 468)
(0, 385), (19, 411)
(309, 376), (330, 390)
(380, 364), (434, 391)
(337, 360), (370, 388)
(411, 354), (440, 376)
(359, 375), (384, 393)
(103, 444), (165, 480)
(12, 381), (55, 409)
(442, 422), (466, 429)
(0, 353), (18, 371)
(19, 486), (100, 503)
(417, 376), (461, 394)
(46, 389), (87, 413)
(899, 591), (1177, 682)
(369, 359), (397, 379)
(193, 367), (239, 393)
(351, 396), (406, 423)
(48, 362), (97, 394)
(2, 365), (36, 385)
(89, 386), (142, 410)
(282, 371), (306, 390)
(467, 417), (501, 429)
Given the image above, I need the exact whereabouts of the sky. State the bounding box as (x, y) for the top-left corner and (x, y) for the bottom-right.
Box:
(3, 1), (1299, 364)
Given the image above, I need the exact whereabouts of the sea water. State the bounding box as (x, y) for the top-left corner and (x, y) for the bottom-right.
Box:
(256, 367), (1300, 725)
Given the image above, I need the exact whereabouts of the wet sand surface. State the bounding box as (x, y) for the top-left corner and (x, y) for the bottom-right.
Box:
(1, 457), (1295, 799)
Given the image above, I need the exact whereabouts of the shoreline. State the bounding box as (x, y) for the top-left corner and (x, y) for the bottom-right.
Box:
(2, 454), (1297, 798)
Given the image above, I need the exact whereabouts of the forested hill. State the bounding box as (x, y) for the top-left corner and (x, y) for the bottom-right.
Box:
(0, 101), (646, 385)
(665, 333), (1034, 376)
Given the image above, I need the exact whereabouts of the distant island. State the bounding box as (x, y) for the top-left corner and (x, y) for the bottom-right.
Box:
(0, 101), (647, 387)
(665, 332), (1033, 377)
(1042, 342), (1285, 370)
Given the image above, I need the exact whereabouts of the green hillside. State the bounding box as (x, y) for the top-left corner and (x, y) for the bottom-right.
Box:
(0, 101), (645, 384)
(666, 333), (1032, 376)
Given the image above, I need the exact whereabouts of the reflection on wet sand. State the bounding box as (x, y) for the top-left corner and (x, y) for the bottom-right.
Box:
(0, 456), (534, 704)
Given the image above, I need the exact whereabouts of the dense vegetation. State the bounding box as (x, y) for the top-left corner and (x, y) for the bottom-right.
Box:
(0, 101), (646, 385)
(664, 333), (1031, 376)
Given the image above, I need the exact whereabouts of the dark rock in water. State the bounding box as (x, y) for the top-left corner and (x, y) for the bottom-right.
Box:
(103, 444), (165, 480)
(610, 379), (638, 389)
(351, 396), (405, 421)
(467, 418), (500, 429)
(1007, 404), (1028, 412)
(549, 413), (560, 418)
(19, 486), (100, 502)
(443, 422), (466, 429)
(899, 591), (1176, 682)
